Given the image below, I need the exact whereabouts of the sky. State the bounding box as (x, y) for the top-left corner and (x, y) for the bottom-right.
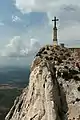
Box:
(0, 0), (80, 66)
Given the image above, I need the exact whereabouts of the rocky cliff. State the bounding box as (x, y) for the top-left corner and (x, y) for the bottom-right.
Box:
(5, 45), (80, 120)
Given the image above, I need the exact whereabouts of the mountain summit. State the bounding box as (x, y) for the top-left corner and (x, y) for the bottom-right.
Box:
(5, 45), (80, 120)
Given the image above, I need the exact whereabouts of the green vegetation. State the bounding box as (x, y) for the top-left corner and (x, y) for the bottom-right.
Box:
(0, 88), (22, 120)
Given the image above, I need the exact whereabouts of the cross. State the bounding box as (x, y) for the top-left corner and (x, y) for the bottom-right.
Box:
(52, 16), (59, 28)
(52, 17), (59, 46)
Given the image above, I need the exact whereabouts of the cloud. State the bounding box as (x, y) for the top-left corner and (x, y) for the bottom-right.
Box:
(13, 0), (80, 44)
(14, 0), (64, 13)
(14, 0), (80, 21)
(0, 22), (4, 26)
(58, 22), (80, 45)
(1, 36), (41, 57)
(12, 15), (21, 22)
(13, 0), (80, 37)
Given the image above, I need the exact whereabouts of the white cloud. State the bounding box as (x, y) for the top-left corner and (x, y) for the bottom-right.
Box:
(14, 0), (80, 20)
(13, 0), (80, 31)
(1, 36), (41, 57)
(13, 0), (80, 44)
(59, 23), (80, 40)
(12, 15), (21, 22)
(14, 0), (65, 13)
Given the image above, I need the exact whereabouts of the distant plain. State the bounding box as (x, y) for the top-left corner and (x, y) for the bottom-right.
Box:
(0, 66), (30, 120)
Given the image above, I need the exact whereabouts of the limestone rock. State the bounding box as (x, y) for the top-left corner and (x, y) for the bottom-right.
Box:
(5, 45), (80, 120)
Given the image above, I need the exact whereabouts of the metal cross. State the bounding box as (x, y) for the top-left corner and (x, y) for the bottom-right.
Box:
(52, 16), (59, 28)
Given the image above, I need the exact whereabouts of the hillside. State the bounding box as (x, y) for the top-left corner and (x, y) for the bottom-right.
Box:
(5, 45), (80, 120)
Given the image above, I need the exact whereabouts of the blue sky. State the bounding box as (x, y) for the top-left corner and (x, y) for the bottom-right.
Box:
(0, 0), (47, 45)
(0, 0), (80, 65)
(0, 0), (80, 47)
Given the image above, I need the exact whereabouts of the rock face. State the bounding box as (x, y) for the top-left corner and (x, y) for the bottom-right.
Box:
(5, 45), (80, 120)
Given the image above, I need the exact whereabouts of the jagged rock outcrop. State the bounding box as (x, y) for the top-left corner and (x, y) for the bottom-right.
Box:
(5, 45), (80, 120)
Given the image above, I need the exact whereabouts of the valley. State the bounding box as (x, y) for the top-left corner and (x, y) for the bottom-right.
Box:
(0, 66), (30, 120)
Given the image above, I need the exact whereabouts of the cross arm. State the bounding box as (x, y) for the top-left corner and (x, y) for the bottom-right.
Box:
(52, 19), (59, 21)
